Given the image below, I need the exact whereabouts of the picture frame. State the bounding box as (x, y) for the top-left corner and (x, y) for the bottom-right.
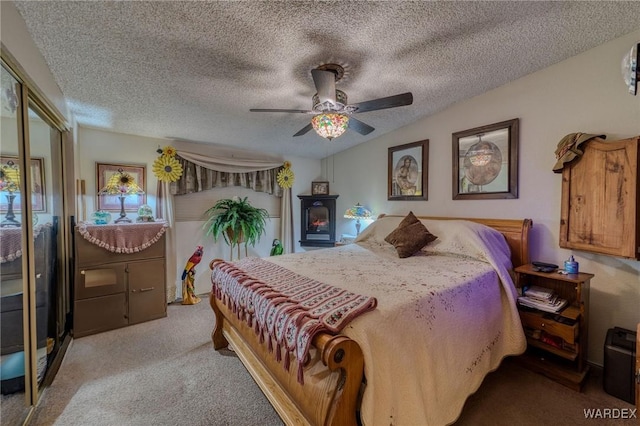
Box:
(96, 162), (147, 211)
(0, 155), (46, 212)
(388, 139), (428, 201)
(311, 181), (330, 196)
(452, 118), (519, 200)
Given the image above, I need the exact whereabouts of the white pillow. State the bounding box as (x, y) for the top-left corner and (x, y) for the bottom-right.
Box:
(354, 215), (404, 244)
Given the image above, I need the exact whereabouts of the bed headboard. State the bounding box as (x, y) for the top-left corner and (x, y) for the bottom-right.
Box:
(379, 215), (533, 268)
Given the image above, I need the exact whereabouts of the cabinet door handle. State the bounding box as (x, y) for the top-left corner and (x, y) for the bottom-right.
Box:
(80, 270), (85, 275)
(133, 287), (155, 293)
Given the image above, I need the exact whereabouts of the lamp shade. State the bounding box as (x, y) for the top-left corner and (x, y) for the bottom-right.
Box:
(0, 161), (20, 193)
(98, 169), (145, 196)
(0, 161), (21, 227)
(344, 203), (372, 236)
(344, 203), (372, 220)
(97, 168), (145, 224)
(311, 113), (349, 140)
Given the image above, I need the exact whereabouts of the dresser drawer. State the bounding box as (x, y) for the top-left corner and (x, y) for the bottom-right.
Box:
(75, 264), (126, 300)
(75, 230), (165, 267)
(128, 259), (166, 324)
(519, 310), (578, 344)
(74, 293), (127, 338)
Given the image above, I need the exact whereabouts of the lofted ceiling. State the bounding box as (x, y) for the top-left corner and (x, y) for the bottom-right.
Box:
(12, 1), (640, 159)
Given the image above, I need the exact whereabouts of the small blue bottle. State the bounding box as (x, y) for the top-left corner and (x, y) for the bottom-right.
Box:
(564, 255), (579, 274)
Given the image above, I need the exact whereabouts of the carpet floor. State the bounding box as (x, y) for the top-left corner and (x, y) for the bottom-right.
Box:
(28, 299), (635, 426)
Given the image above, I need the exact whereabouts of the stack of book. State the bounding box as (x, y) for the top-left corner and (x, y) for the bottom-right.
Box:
(518, 285), (568, 313)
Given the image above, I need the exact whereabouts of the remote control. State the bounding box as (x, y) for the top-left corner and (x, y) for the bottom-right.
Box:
(532, 261), (559, 269)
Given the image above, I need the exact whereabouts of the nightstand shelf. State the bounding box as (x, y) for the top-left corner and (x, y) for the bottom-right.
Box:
(513, 264), (594, 391)
(526, 336), (578, 361)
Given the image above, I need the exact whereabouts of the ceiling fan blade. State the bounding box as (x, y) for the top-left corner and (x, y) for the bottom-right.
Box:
(351, 92), (413, 113)
(250, 108), (314, 114)
(311, 69), (336, 105)
(293, 123), (314, 137)
(348, 117), (375, 135)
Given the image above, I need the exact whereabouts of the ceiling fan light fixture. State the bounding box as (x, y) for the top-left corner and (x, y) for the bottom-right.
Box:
(312, 90), (348, 112)
(311, 113), (349, 140)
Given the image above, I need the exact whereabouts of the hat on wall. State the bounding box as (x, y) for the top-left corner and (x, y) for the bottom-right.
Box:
(552, 132), (606, 173)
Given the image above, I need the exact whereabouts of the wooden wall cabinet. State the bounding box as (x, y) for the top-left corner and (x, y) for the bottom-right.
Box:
(559, 136), (640, 259)
(73, 228), (166, 337)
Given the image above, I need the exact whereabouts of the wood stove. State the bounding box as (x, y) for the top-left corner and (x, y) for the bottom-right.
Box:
(298, 194), (339, 247)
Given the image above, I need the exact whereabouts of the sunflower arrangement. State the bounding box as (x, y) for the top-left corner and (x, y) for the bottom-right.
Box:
(277, 161), (294, 189)
(153, 145), (183, 182)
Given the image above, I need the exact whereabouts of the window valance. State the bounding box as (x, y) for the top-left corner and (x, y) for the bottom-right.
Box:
(169, 150), (284, 197)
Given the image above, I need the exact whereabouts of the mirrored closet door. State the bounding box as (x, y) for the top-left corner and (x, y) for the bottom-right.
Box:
(1, 59), (72, 425)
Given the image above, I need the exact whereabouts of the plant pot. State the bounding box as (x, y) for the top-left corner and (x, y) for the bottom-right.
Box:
(226, 228), (244, 244)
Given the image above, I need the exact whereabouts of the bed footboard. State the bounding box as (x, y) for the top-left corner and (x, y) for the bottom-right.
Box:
(209, 289), (364, 426)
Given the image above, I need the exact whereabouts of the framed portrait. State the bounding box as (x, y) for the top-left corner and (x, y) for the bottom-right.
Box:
(96, 163), (147, 211)
(388, 140), (428, 201)
(452, 118), (519, 200)
(311, 181), (329, 196)
(0, 155), (46, 212)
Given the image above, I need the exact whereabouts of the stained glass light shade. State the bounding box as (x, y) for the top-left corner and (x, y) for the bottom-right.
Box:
(311, 113), (349, 140)
(98, 169), (144, 196)
(0, 161), (20, 227)
(0, 161), (20, 193)
(343, 203), (372, 235)
(98, 169), (145, 223)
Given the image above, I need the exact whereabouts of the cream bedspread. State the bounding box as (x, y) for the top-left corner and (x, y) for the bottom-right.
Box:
(267, 217), (526, 426)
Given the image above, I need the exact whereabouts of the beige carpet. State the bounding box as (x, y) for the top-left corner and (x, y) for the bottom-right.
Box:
(29, 299), (635, 426)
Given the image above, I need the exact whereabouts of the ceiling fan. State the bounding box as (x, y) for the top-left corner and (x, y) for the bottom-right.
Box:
(250, 64), (413, 140)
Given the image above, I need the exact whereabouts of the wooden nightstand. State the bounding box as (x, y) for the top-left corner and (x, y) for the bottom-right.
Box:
(513, 264), (594, 391)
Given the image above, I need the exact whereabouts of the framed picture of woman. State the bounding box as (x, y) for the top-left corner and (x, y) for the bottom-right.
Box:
(388, 140), (428, 201)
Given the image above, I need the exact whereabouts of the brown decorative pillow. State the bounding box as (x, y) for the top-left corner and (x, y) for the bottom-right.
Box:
(395, 210), (420, 228)
(385, 212), (437, 258)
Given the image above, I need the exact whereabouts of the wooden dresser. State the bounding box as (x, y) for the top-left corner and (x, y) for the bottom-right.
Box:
(73, 222), (167, 337)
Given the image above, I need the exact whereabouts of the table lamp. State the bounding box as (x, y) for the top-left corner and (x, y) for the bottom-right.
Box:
(343, 203), (372, 236)
(0, 160), (21, 227)
(98, 168), (145, 223)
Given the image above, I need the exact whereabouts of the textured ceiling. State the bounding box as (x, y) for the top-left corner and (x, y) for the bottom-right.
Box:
(12, 1), (640, 159)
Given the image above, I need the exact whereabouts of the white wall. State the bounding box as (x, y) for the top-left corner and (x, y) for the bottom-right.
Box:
(327, 29), (640, 365)
(77, 126), (321, 296)
(1, 1), (69, 121)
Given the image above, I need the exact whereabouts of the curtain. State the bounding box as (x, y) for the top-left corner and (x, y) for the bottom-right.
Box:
(280, 188), (294, 254)
(157, 180), (178, 302)
(160, 148), (289, 303)
(170, 154), (284, 197)
(176, 150), (282, 173)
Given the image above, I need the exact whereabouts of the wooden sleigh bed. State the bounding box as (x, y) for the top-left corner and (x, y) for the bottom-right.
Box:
(209, 215), (532, 426)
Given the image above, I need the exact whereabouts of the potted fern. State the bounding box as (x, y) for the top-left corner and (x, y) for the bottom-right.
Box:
(203, 196), (270, 260)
